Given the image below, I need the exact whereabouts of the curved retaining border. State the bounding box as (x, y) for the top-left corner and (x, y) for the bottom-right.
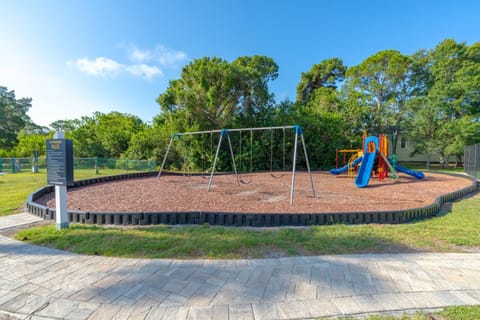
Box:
(26, 171), (478, 227)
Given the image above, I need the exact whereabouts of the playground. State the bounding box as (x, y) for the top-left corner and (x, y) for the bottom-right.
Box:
(28, 125), (477, 224)
(35, 170), (472, 214)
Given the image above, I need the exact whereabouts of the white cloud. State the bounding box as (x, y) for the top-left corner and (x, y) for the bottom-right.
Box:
(70, 43), (187, 80)
(130, 47), (152, 63)
(0, 32), (164, 128)
(152, 45), (187, 66)
(127, 44), (187, 67)
(126, 64), (163, 80)
(70, 57), (162, 80)
(74, 57), (122, 77)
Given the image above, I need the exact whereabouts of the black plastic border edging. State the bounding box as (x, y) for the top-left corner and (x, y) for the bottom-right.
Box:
(26, 171), (479, 227)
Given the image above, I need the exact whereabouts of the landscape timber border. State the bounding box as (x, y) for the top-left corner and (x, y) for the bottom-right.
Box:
(25, 171), (478, 227)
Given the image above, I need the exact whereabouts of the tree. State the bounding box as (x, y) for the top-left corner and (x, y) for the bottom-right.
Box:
(125, 115), (171, 162)
(406, 39), (480, 165)
(157, 55), (279, 131)
(95, 112), (144, 157)
(0, 86), (33, 149)
(296, 58), (346, 104)
(442, 117), (480, 166)
(70, 115), (105, 157)
(267, 99), (348, 169)
(158, 57), (240, 131)
(49, 119), (78, 133)
(344, 50), (412, 135)
(232, 55), (278, 120)
(71, 112), (144, 158)
(11, 130), (52, 157)
(404, 97), (440, 168)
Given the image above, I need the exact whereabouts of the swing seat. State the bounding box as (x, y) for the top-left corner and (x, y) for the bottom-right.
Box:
(270, 172), (286, 179)
(240, 178), (251, 184)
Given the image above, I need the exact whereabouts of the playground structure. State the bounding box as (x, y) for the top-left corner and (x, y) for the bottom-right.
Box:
(157, 125), (316, 205)
(330, 133), (425, 188)
(25, 129), (478, 227)
(334, 149), (363, 178)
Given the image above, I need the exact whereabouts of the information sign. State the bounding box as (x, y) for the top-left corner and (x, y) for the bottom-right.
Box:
(46, 139), (74, 186)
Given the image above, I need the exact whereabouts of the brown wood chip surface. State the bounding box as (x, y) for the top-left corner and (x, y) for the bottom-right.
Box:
(37, 172), (472, 214)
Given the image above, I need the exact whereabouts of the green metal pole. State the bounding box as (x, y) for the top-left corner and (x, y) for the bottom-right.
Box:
(95, 157), (99, 175)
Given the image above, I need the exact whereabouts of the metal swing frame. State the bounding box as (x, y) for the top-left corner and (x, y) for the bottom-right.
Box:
(269, 127), (287, 178)
(157, 125), (316, 205)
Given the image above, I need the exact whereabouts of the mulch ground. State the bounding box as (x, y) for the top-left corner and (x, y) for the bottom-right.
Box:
(35, 171), (474, 214)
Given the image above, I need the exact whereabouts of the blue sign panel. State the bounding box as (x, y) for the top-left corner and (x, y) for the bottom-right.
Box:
(46, 139), (74, 186)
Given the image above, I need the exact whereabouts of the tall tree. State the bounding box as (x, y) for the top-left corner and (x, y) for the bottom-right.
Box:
(406, 39), (480, 165)
(158, 57), (240, 131)
(157, 55), (278, 131)
(232, 55), (278, 119)
(0, 86), (33, 149)
(49, 119), (78, 133)
(404, 97), (440, 168)
(296, 58), (346, 105)
(344, 50), (412, 135)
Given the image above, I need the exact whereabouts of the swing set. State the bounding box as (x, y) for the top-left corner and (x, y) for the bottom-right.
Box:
(157, 125), (316, 205)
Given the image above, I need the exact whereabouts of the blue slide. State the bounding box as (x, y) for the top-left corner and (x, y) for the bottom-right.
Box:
(355, 152), (377, 187)
(330, 155), (363, 175)
(355, 136), (379, 188)
(394, 163), (425, 179)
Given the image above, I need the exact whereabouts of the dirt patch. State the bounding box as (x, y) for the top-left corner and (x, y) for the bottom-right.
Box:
(35, 171), (474, 214)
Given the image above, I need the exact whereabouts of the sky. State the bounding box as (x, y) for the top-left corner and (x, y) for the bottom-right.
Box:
(1, 0), (479, 128)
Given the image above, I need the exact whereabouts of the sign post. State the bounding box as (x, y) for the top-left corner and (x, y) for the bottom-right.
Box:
(32, 150), (39, 173)
(46, 131), (74, 230)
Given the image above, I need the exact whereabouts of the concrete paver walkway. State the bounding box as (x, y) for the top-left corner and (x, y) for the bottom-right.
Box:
(0, 213), (45, 230)
(0, 214), (479, 320)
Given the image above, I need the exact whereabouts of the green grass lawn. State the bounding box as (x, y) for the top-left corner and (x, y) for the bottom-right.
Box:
(0, 169), (152, 216)
(401, 162), (465, 173)
(0, 171), (47, 216)
(341, 305), (480, 320)
(15, 191), (480, 259)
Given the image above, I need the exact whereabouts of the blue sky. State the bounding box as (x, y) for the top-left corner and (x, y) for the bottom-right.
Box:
(1, 0), (479, 127)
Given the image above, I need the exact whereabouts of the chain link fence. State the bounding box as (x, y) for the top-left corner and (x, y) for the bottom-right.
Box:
(0, 157), (156, 175)
(464, 144), (480, 179)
